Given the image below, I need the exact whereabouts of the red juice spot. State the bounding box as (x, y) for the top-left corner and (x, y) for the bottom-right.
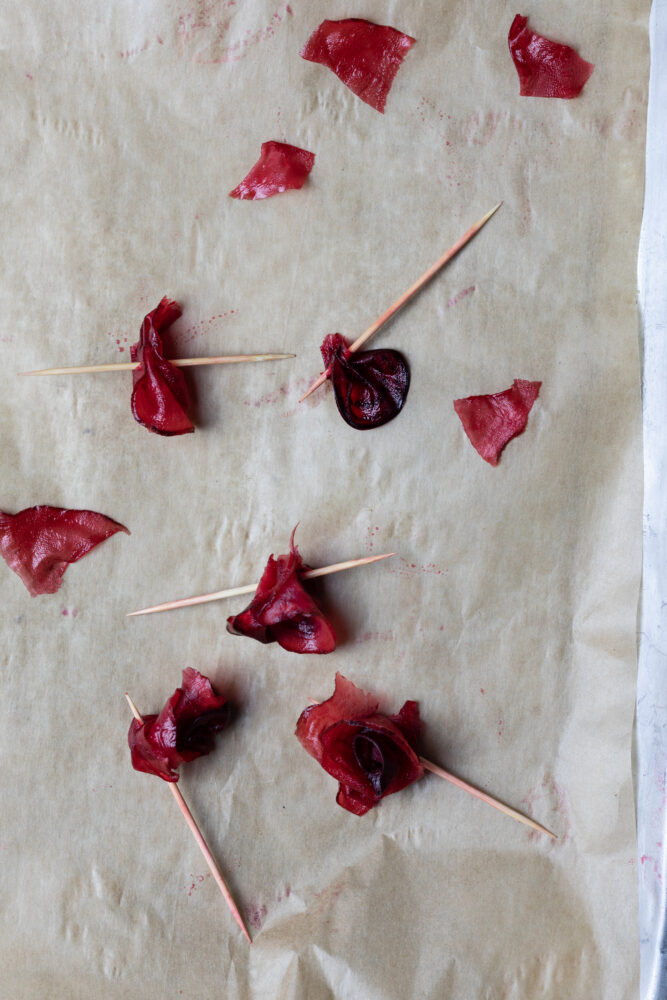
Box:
(247, 903), (267, 930)
(62, 608), (69, 616)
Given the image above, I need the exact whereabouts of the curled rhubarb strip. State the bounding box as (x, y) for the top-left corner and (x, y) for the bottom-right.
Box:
(128, 668), (230, 782)
(320, 333), (409, 430)
(226, 528), (336, 654)
(131, 297), (194, 435)
(296, 673), (423, 815)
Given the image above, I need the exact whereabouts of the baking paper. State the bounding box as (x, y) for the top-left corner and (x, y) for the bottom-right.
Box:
(0, 2), (647, 997)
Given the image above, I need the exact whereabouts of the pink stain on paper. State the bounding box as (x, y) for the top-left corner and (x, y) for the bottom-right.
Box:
(61, 608), (79, 617)
(364, 525), (446, 578)
(354, 629), (395, 646)
(184, 872), (212, 896)
(246, 376), (331, 416)
(447, 286), (475, 308)
(388, 556), (446, 579)
(107, 330), (130, 354)
(415, 99), (533, 191)
(311, 875), (347, 918)
(416, 98), (527, 150)
(275, 106), (287, 141)
(244, 382), (291, 408)
(181, 309), (237, 345)
(247, 902), (267, 930)
(522, 771), (570, 843)
(177, 1), (293, 65)
(366, 524), (381, 551)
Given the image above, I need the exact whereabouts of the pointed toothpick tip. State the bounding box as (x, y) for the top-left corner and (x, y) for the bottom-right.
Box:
(478, 201), (503, 226)
(299, 370), (328, 402)
(420, 756), (554, 838)
(124, 692), (142, 722)
(248, 353), (295, 362)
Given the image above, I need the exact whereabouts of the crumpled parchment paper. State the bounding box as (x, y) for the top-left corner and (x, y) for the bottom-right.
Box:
(0, 2), (647, 997)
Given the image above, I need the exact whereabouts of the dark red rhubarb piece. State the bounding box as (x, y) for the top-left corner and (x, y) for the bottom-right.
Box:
(454, 378), (541, 465)
(128, 668), (230, 783)
(508, 15), (594, 98)
(0, 505), (129, 596)
(131, 297), (194, 436)
(226, 528), (336, 654)
(296, 673), (423, 816)
(320, 333), (409, 430)
(300, 18), (415, 113)
(229, 141), (315, 200)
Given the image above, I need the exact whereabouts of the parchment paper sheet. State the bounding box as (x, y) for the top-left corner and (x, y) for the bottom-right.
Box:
(0, 2), (647, 997)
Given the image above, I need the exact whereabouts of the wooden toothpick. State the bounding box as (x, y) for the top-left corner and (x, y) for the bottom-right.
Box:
(419, 757), (556, 839)
(125, 693), (252, 944)
(299, 202), (502, 402)
(127, 551), (396, 617)
(19, 353), (295, 376)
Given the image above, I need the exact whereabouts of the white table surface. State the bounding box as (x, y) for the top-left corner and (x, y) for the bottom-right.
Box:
(638, 3), (667, 996)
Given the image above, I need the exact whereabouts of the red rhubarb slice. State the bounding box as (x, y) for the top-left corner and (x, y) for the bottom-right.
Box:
(454, 378), (541, 465)
(508, 15), (594, 98)
(229, 141), (315, 200)
(0, 505), (129, 596)
(301, 18), (415, 113)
